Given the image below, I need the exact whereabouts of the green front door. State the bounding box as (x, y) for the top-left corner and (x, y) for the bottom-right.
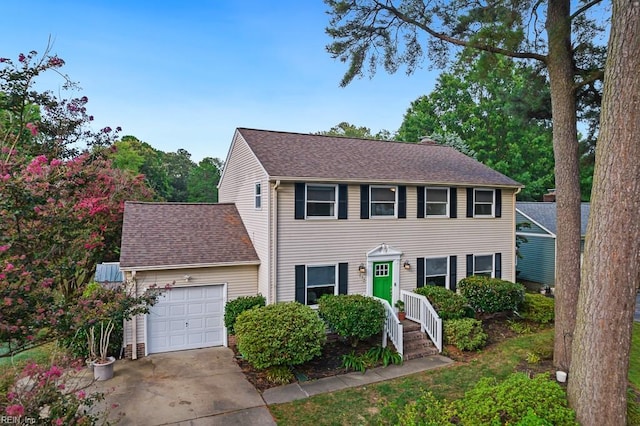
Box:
(373, 261), (393, 304)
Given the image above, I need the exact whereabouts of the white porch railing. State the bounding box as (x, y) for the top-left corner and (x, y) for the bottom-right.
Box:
(401, 289), (443, 352)
(372, 296), (403, 357)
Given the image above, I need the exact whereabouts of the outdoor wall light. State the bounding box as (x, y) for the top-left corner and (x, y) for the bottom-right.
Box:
(403, 260), (411, 270)
(358, 264), (366, 274)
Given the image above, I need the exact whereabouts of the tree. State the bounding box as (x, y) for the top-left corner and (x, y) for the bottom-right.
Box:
(567, 2), (640, 423)
(316, 121), (393, 139)
(325, 0), (607, 373)
(397, 52), (555, 200)
(187, 157), (223, 202)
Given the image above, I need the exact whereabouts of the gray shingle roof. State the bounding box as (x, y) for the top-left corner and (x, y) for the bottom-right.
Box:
(516, 202), (591, 236)
(120, 202), (259, 269)
(238, 128), (522, 187)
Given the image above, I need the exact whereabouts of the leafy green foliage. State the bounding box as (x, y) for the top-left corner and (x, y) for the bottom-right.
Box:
(187, 157), (222, 202)
(519, 293), (555, 324)
(413, 286), (471, 320)
(508, 320), (533, 335)
(315, 121), (392, 140)
(394, 391), (453, 425)
(341, 346), (402, 373)
(341, 351), (369, 373)
(235, 302), (326, 369)
(224, 294), (266, 335)
(443, 318), (487, 351)
(265, 366), (295, 385)
(318, 294), (385, 347)
(458, 276), (525, 313)
(366, 345), (402, 367)
(452, 373), (577, 425)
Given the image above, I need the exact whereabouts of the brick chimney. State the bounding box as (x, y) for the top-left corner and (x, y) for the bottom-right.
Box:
(543, 189), (556, 202)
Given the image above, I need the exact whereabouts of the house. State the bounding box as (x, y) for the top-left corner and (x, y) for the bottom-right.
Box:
(516, 202), (591, 286)
(94, 262), (124, 289)
(120, 128), (522, 358)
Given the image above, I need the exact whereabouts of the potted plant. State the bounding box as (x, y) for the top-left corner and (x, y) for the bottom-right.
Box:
(395, 300), (406, 321)
(92, 320), (116, 381)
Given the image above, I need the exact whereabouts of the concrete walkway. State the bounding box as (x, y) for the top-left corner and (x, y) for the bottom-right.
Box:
(263, 355), (453, 405)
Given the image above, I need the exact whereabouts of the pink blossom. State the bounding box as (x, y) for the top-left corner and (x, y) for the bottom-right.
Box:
(18, 53), (25, 62)
(4, 298), (12, 306)
(76, 390), (86, 399)
(45, 365), (63, 379)
(0, 58), (8, 63)
(54, 418), (64, 426)
(6, 404), (24, 416)
(50, 159), (62, 167)
(25, 122), (38, 136)
(0, 245), (9, 252)
(2, 173), (10, 181)
(5, 263), (15, 272)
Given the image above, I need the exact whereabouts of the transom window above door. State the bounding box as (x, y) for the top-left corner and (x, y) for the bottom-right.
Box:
(375, 263), (389, 277)
(370, 186), (397, 217)
(306, 184), (337, 218)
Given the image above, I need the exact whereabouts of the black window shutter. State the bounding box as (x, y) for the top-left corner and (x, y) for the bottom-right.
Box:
(466, 254), (474, 277)
(495, 189), (502, 218)
(417, 186), (425, 218)
(449, 256), (457, 292)
(295, 265), (306, 303)
(495, 253), (502, 279)
(360, 185), (369, 219)
(295, 183), (305, 220)
(338, 263), (348, 294)
(416, 258), (425, 287)
(398, 186), (407, 218)
(450, 188), (457, 218)
(338, 184), (348, 219)
(466, 188), (474, 218)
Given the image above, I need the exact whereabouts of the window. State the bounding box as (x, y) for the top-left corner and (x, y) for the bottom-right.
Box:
(306, 184), (337, 218)
(306, 265), (337, 305)
(370, 186), (397, 217)
(375, 263), (389, 277)
(474, 254), (494, 277)
(425, 257), (448, 287)
(426, 188), (449, 217)
(254, 182), (262, 209)
(474, 189), (494, 216)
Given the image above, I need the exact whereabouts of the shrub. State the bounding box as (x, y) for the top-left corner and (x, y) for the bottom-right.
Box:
(265, 366), (295, 385)
(318, 294), (385, 347)
(452, 373), (577, 425)
(413, 286), (470, 319)
(458, 276), (525, 313)
(519, 293), (555, 324)
(224, 294), (266, 334)
(235, 302), (325, 369)
(443, 318), (487, 351)
(395, 391), (453, 425)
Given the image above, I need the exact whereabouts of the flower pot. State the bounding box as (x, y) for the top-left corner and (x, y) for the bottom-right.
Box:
(86, 359), (96, 371)
(398, 312), (406, 321)
(556, 370), (568, 383)
(93, 356), (116, 381)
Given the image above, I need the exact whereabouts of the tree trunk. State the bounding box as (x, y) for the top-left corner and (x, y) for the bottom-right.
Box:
(567, 3), (640, 424)
(546, 0), (582, 371)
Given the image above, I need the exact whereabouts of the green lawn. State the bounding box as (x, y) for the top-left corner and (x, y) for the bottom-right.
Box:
(0, 342), (57, 369)
(629, 322), (640, 389)
(269, 329), (554, 425)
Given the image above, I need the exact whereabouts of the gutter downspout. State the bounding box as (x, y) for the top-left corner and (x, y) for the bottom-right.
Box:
(270, 180), (280, 304)
(131, 270), (138, 360)
(513, 187), (522, 281)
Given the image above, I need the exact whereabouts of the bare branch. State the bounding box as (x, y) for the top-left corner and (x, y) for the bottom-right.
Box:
(570, 0), (604, 21)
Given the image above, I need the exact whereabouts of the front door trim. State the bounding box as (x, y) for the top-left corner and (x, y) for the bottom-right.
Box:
(366, 243), (402, 307)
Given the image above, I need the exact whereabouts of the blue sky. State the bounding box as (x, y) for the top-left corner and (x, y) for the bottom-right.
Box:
(1, 1), (439, 162)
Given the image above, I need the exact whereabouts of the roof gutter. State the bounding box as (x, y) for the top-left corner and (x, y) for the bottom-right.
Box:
(119, 260), (261, 272)
(267, 176), (523, 189)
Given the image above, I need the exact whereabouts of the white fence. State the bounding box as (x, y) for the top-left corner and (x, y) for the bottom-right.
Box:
(373, 296), (403, 357)
(400, 289), (443, 352)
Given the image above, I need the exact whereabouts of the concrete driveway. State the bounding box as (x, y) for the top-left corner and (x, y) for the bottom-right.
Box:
(88, 347), (275, 425)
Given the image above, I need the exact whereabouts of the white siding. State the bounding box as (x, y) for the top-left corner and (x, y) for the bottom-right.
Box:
(218, 133), (270, 300)
(275, 183), (516, 301)
(124, 265), (258, 348)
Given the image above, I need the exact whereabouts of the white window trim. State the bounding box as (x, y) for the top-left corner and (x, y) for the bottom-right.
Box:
(474, 188), (495, 218)
(305, 263), (338, 306)
(370, 185), (398, 219)
(425, 256), (450, 289)
(425, 187), (450, 218)
(305, 184), (338, 219)
(473, 253), (495, 277)
(254, 182), (262, 210)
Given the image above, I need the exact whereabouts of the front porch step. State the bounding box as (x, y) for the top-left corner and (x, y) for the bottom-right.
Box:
(400, 320), (439, 361)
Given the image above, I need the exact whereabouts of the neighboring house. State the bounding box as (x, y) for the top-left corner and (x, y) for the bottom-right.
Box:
(94, 262), (124, 290)
(119, 203), (259, 358)
(120, 128), (521, 357)
(516, 202), (591, 286)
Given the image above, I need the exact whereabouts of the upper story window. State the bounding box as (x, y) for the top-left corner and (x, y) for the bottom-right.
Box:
(306, 184), (337, 218)
(306, 264), (337, 305)
(426, 188), (449, 217)
(254, 182), (262, 209)
(425, 257), (449, 287)
(474, 189), (494, 217)
(370, 186), (397, 218)
(473, 254), (494, 277)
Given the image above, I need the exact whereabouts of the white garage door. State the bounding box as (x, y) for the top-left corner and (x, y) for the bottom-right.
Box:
(147, 285), (225, 354)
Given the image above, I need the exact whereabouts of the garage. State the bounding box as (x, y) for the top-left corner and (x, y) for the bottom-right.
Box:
(147, 285), (226, 354)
